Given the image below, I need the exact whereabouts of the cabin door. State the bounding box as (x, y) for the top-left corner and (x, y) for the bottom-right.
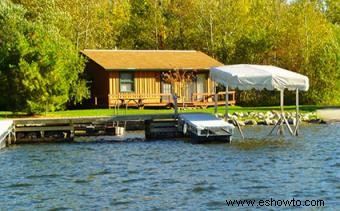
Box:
(196, 73), (207, 101)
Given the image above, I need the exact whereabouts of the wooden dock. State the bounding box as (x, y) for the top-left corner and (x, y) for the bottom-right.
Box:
(0, 113), (235, 149)
(13, 114), (177, 143)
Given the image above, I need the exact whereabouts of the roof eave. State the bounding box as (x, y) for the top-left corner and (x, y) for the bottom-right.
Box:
(104, 68), (211, 71)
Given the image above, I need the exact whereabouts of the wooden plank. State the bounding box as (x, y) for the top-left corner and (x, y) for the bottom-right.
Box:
(150, 122), (177, 127)
(13, 114), (176, 125)
(15, 126), (74, 132)
(147, 72), (150, 92)
(109, 72), (118, 96)
(15, 138), (73, 143)
(113, 72), (118, 94)
(109, 73), (113, 95)
(150, 127), (179, 133)
(14, 117), (111, 125)
(143, 103), (169, 107)
(110, 114), (175, 121)
(155, 72), (160, 95)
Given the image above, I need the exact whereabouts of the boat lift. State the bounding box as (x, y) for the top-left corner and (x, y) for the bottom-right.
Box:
(210, 64), (309, 137)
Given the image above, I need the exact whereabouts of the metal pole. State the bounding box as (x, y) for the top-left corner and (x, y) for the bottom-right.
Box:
(214, 82), (217, 114)
(280, 89), (284, 114)
(225, 85), (229, 120)
(279, 89), (293, 136)
(296, 89), (299, 114)
(294, 88), (300, 136)
(279, 89), (284, 135)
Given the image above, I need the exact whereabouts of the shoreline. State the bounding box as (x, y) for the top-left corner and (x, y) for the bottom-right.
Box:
(1, 107), (338, 125)
(217, 111), (324, 126)
(0, 111), (336, 146)
(316, 109), (340, 123)
(1, 110), (331, 125)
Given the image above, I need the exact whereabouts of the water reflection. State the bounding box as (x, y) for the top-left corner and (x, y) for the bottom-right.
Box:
(0, 124), (339, 210)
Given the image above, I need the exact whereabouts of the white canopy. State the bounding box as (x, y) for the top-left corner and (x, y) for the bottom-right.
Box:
(210, 64), (309, 91)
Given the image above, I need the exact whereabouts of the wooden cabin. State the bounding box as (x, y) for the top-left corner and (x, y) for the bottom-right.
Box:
(82, 50), (235, 108)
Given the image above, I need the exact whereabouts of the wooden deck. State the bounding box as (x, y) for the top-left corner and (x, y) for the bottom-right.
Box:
(108, 91), (236, 109)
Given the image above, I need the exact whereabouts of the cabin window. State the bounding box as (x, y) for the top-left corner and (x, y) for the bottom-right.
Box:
(119, 72), (135, 92)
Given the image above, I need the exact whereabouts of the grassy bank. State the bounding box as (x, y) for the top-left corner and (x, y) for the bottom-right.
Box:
(0, 105), (321, 119)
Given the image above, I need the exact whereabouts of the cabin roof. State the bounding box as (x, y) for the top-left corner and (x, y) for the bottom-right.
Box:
(81, 49), (223, 70)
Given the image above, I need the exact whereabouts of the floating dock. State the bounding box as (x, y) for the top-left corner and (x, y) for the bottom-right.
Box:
(178, 113), (234, 143)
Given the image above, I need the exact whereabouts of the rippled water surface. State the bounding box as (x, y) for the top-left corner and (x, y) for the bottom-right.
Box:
(0, 124), (339, 210)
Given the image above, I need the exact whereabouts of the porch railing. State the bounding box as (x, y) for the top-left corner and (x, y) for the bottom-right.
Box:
(192, 91), (236, 105)
(108, 93), (172, 108)
(108, 91), (235, 108)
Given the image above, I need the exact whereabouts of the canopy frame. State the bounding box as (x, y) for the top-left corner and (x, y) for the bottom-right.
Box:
(267, 89), (300, 136)
(210, 64), (308, 137)
(213, 86), (300, 137)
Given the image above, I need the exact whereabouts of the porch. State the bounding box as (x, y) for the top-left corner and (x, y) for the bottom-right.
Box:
(108, 91), (236, 109)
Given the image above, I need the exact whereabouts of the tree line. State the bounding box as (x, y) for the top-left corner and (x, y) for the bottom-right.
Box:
(0, 0), (339, 113)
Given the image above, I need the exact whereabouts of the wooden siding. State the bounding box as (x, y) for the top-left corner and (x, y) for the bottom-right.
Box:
(135, 72), (161, 97)
(85, 60), (109, 106)
(108, 71), (211, 105)
(106, 71), (237, 108)
(109, 72), (118, 95)
(109, 71), (162, 104)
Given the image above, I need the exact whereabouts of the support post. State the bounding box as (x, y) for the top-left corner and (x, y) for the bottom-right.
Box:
(214, 82), (217, 114)
(12, 126), (16, 144)
(280, 89), (284, 114)
(171, 84), (178, 116)
(7, 132), (11, 145)
(279, 89), (284, 135)
(280, 89), (293, 135)
(225, 85), (229, 120)
(294, 88), (300, 136)
(269, 89), (293, 136)
(173, 94), (178, 116)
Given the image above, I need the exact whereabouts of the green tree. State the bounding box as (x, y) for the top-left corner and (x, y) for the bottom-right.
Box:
(8, 0), (340, 106)
(117, 0), (155, 49)
(0, 1), (89, 113)
(12, 0), (130, 49)
(324, 0), (340, 25)
(275, 1), (340, 104)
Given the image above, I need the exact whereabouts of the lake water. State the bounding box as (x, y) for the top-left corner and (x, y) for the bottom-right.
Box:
(0, 124), (339, 210)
